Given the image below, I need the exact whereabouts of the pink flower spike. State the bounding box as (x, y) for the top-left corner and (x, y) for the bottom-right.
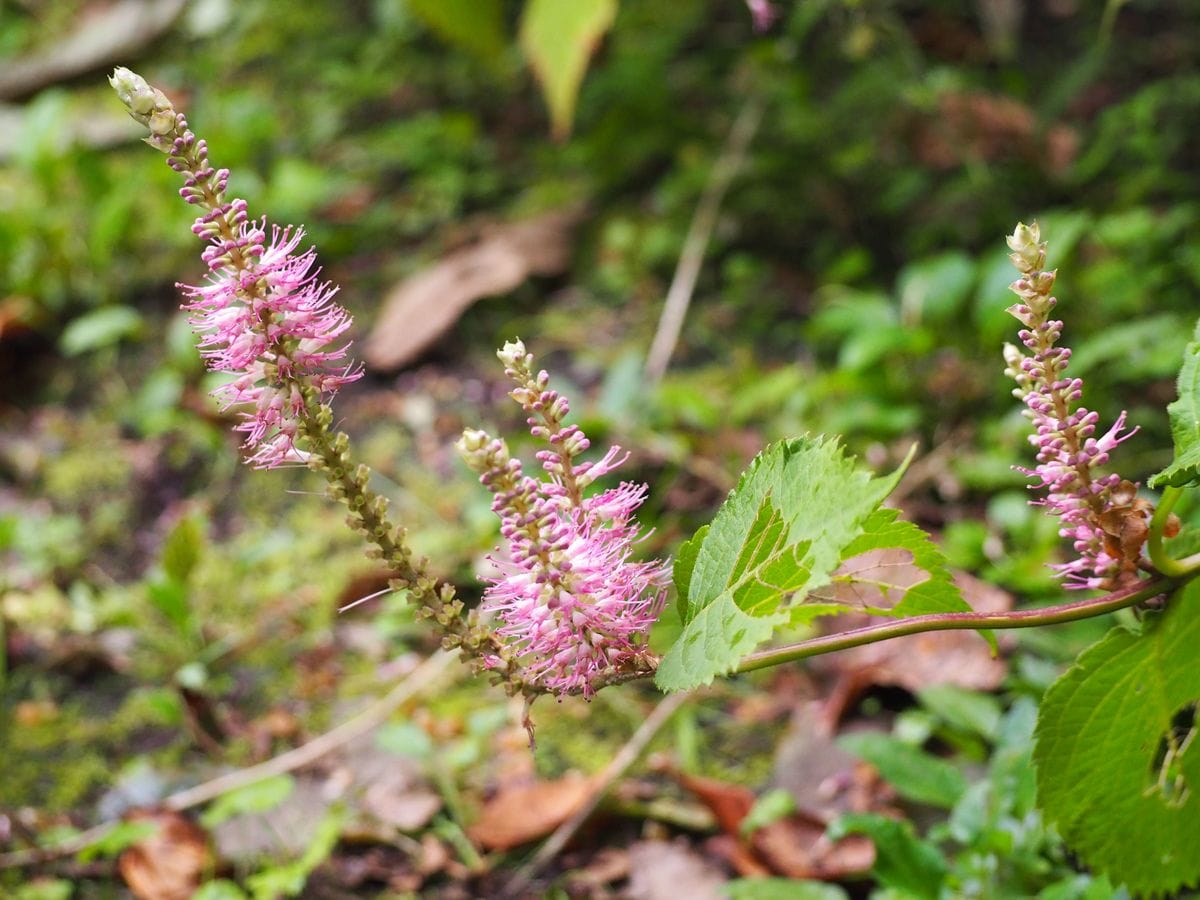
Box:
(1002, 223), (1148, 590)
(457, 345), (669, 698)
(173, 199), (360, 470)
(109, 68), (363, 470)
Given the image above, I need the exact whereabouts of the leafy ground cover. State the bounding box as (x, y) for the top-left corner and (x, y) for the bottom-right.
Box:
(3, 0), (1200, 896)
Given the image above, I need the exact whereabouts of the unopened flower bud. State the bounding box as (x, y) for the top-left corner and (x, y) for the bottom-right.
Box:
(1006, 221), (1046, 273)
(457, 428), (505, 474)
(110, 67), (174, 139)
(497, 339), (528, 370)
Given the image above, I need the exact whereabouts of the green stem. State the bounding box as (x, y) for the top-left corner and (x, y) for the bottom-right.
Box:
(297, 398), (513, 676)
(734, 577), (1172, 674)
(1148, 485), (1190, 577)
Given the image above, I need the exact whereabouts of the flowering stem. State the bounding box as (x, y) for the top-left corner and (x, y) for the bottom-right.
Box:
(108, 69), (512, 679)
(733, 577), (1173, 674)
(295, 396), (503, 664)
(1148, 486), (1190, 578)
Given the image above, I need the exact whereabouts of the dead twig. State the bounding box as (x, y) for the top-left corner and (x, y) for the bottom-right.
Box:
(643, 97), (764, 385)
(505, 690), (692, 895)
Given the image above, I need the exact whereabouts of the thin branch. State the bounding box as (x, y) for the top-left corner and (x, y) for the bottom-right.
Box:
(735, 577), (1170, 673)
(505, 691), (692, 895)
(0, 650), (459, 870)
(644, 96), (764, 385)
(164, 650), (458, 809)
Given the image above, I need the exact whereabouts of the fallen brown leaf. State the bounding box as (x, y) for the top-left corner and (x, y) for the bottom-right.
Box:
(678, 771), (874, 881)
(364, 209), (583, 371)
(675, 773), (755, 836)
(752, 811), (875, 880)
(118, 810), (212, 900)
(704, 834), (773, 879)
(362, 776), (442, 832)
(565, 846), (631, 894)
(468, 772), (597, 851)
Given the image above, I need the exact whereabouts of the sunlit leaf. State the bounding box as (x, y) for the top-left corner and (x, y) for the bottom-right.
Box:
(1150, 319), (1200, 488)
(59, 306), (143, 356)
(725, 879), (849, 900)
(656, 437), (902, 691)
(519, 0), (617, 138)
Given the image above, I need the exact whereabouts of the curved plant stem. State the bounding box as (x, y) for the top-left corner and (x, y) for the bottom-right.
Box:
(734, 577), (1172, 674)
(1148, 486), (1190, 578)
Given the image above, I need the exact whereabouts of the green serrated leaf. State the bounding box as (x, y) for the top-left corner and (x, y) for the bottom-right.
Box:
(658, 438), (900, 691)
(1034, 585), (1200, 895)
(519, 0), (617, 138)
(655, 592), (785, 692)
(838, 732), (966, 809)
(673, 524), (707, 621)
(830, 813), (947, 899)
(1150, 319), (1200, 488)
(687, 437), (896, 622)
(832, 507), (993, 650)
(200, 774), (296, 828)
(835, 508), (966, 617)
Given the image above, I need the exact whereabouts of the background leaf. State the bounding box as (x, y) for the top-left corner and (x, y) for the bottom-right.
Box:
(725, 879), (849, 900)
(836, 508), (968, 618)
(59, 306), (144, 356)
(161, 514), (205, 585)
(830, 813), (946, 899)
(1034, 585), (1200, 895)
(76, 820), (157, 862)
(1150, 320), (1200, 488)
(838, 732), (967, 809)
(519, 0), (617, 138)
(200, 774), (297, 828)
(738, 787), (797, 837)
(897, 251), (976, 325)
(407, 0), (507, 65)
